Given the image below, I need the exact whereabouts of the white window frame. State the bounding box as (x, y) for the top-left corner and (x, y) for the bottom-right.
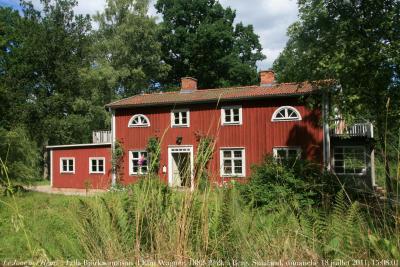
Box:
(271, 106), (302, 122)
(60, 157), (75, 174)
(129, 150), (149, 175)
(89, 157), (106, 174)
(273, 147), (302, 160)
(171, 109), (190, 127)
(220, 148), (246, 177)
(221, 105), (242, 125)
(128, 114), (150, 127)
(333, 146), (367, 175)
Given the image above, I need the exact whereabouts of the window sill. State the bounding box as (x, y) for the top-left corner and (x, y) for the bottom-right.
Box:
(221, 175), (245, 178)
(60, 172), (75, 174)
(89, 172), (106, 175)
(221, 123), (242, 126)
(128, 125), (150, 128)
(171, 125), (190, 128)
(272, 119), (301, 122)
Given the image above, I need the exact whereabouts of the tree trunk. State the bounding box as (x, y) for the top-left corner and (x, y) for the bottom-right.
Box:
(42, 139), (49, 180)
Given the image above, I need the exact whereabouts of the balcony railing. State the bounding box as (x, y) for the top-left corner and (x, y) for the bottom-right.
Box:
(330, 120), (374, 138)
(92, 130), (112, 144)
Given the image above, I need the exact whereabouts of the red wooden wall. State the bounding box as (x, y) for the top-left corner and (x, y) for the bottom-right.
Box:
(51, 145), (112, 189)
(115, 97), (323, 186)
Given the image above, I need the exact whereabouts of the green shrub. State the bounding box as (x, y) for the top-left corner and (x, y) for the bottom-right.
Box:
(240, 156), (337, 210)
(0, 127), (39, 183)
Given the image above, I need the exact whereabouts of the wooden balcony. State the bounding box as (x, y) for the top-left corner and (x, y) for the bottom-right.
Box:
(330, 120), (374, 138)
(92, 130), (112, 144)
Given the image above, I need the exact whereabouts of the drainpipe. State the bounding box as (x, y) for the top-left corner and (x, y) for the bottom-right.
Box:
(109, 107), (117, 186)
(322, 89), (331, 171)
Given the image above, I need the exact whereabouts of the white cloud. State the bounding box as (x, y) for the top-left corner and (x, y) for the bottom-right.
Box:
(219, 0), (298, 69)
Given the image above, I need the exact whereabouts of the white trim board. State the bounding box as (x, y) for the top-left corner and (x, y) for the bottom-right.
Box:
(47, 143), (111, 149)
(50, 150), (53, 187)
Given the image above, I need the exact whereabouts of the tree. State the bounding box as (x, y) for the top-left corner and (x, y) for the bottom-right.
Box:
(273, 0), (400, 196)
(90, 0), (170, 97)
(0, 0), (110, 180)
(155, 0), (265, 89)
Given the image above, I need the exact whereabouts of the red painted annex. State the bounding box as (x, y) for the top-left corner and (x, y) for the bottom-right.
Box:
(49, 144), (111, 189)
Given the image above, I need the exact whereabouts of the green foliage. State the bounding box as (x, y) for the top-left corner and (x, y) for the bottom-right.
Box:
(146, 136), (161, 174)
(273, 0), (400, 161)
(91, 0), (170, 97)
(0, 127), (39, 182)
(156, 0), (265, 89)
(194, 135), (214, 189)
(240, 156), (337, 210)
(112, 140), (124, 182)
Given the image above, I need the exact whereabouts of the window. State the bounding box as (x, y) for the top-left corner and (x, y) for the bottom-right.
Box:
(271, 106), (302, 121)
(333, 146), (366, 175)
(128, 114), (150, 127)
(220, 148), (245, 177)
(221, 106), (242, 125)
(273, 147), (301, 161)
(89, 157), (105, 174)
(60, 158), (75, 173)
(129, 151), (148, 175)
(171, 109), (190, 127)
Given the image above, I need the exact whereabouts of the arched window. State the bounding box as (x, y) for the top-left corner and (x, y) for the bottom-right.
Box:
(128, 114), (150, 127)
(271, 106), (302, 121)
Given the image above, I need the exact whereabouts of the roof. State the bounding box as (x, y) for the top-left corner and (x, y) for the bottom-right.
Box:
(47, 143), (111, 149)
(106, 80), (333, 109)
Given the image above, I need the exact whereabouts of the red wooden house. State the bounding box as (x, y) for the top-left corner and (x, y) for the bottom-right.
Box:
(48, 71), (375, 190)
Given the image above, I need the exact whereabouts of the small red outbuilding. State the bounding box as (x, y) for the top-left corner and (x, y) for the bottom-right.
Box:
(48, 143), (112, 190)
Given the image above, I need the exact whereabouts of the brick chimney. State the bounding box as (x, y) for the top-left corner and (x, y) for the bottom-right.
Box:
(181, 77), (198, 91)
(259, 70), (275, 86)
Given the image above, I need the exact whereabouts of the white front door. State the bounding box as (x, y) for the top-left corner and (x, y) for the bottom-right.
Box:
(168, 146), (194, 190)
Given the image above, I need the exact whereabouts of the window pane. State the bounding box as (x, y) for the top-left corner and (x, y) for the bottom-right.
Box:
(132, 166), (139, 173)
(234, 166), (242, 174)
(276, 110), (285, 118)
(233, 159), (242, 168)
(62, 160), (68, 171)
(224, 159), (232, 174)
(98, 165), (104, 172)
(68, 163), (73, 172)
(288, 149), (298, 158)
(141, 166), (148, 174)
(132, 152), (139, 159)
(223, 151), (231, 158)
(225, 113), (231, 122)
(182, 116), (187, 124)
(277, 150), (286, 158)
(233, 151), (242, 158)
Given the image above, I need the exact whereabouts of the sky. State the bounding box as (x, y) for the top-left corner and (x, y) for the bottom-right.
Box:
(0, 0), (299, 69)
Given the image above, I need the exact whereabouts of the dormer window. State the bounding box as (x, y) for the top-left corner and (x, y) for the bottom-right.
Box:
(171, 109), (190, 127)
(271, 106), (302, 121)
(128, 114), (150, 127)
(221, 106), (242, 125)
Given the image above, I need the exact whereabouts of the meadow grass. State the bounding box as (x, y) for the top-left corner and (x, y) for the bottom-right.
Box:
(0, 179), (399, 263)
